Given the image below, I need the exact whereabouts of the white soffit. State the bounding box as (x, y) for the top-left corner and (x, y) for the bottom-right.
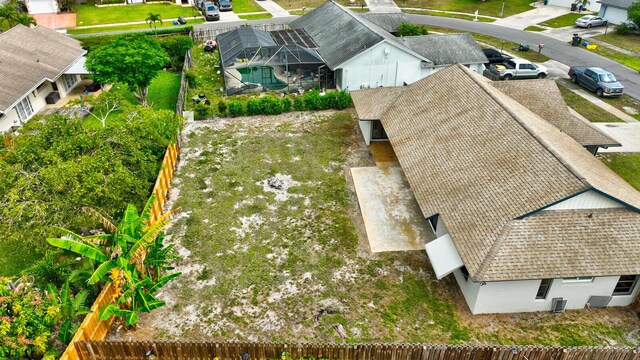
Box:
(64, 57), (91, 75)
(425, 234), (464, 280)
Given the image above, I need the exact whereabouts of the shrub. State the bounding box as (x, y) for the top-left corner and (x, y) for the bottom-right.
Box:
(281, 97), (292, 112)
(228, 100), (245, 117)
(616, 22), (633, 35)
(194, 102), (211, 120)
(335, 90), (352, 109)
(22, 251), (74, 289)
(185, 70), (198, 88)
(259, 96), (283, 115)
(395, 22), (428, 36)
(321, 92), (337, 109)
(246, 99), (261, 116)
(157, 35), (194, 69)
(217, 100), (227, 116)
(303, 90), (324, 110)
(293, 96), (305, 111)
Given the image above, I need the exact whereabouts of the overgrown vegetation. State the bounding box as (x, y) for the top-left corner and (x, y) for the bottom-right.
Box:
(395, 22), (429, 36)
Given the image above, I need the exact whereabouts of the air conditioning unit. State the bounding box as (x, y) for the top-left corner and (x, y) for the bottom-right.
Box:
(420, 61), (431, 69)
(551, 297), (567, 313)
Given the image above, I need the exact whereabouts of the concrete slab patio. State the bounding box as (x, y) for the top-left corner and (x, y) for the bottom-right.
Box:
(594, 123), (640, 152)
(351, 163), (435, 253)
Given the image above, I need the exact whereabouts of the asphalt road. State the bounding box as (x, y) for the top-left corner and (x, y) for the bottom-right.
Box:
(406, 14), (640, 99)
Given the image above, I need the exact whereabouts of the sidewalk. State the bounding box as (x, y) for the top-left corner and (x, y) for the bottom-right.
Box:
(492, 3), (571, 30)
(365, 0), (401, 13)
(254, 0), (290, 17)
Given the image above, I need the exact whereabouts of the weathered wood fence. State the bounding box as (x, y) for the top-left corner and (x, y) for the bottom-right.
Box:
(176, 48), (193, 116)
(191, 23), (289, 41)
(74, 341), (640, 360)
(59, 141), (181, 360)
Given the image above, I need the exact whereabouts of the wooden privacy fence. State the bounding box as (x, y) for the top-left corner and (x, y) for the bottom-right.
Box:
(74, 341), (640, 360)
(59, 141), (181, 360)
(191, 23), (290, 41)
(176, 48), (193, 116)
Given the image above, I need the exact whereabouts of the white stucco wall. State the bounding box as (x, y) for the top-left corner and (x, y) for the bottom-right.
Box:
(0, 108), (20, 132)
(544, 190), (624, 210)
(599, 5), (629, 24)
(462, 276), (640, 314)
(359, 120), (372, 145)
(547, 0), (601, 11)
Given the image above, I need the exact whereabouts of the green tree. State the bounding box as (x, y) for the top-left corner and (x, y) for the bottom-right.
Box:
(629, 1), (640, 29)
(395, 22), (428, 36)
(0, 4), (35, 28)
(86, 34), (169, 106)
(46, 195), (181, 327)
(145, 12), (162, 34)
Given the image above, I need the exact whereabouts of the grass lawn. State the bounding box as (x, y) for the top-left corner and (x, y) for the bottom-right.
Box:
(148, 71), (182, 111)
(231, 0), (265, 14)
(395, 0), (532, 17)
(556, 80), (624, 122)
(580, 43), (640, 71)
(404, 9), (495, 22)
(184, 44), (226, 112)
(238, 13), (273, 20)
(600, 94), (640, 121)
(592, 33), (640, 54)
(539, 12), (589, 28)
(601, 153), (640, 191)
(113, 111), (640, 346)
(524, 25), (547, 31)
(76, 0), (196, 26)
(68, 18), (203, 34)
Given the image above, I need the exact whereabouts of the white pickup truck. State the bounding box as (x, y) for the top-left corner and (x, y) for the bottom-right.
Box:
(488, 58), (548, 80)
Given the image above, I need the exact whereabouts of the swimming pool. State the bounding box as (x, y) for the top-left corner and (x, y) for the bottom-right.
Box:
(237, 66), (287, 90)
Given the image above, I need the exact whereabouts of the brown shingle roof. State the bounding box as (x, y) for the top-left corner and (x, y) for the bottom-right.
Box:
(478, 209), (640, 280)
(375, 64), (640, 281)
(491, 80), (620, 147)
(0, 25), (85, 113)
(350, 87), (405, 120)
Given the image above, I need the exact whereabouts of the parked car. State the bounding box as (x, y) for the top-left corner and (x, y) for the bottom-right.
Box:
(482, 48), (512, 66)
(488, 58), (548, 80)
(568, 66), (624, 97)
(575, 15), (607, 28)
(218, 0), (232, 11)
(202, 2), (220, 21)
(195, 0), (205, 10)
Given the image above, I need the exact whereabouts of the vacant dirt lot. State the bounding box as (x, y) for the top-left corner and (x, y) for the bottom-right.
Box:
(113, 111), (640, 346)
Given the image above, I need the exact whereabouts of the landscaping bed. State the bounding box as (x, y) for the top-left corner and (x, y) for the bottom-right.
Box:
(110, 111), (640, 346)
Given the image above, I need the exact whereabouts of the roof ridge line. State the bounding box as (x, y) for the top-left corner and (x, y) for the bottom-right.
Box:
(461, 65), (590, 188)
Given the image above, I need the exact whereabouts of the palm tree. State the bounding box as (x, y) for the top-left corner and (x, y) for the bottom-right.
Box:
(15, 12), (36, 27)
(145, 12), (162, 34)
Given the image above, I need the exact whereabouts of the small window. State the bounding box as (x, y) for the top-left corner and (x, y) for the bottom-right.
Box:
(613, 275), (638, 296)
(460, 266), (470, 282)
(562, 277), (594, 283)
(536, 279), (552, 299)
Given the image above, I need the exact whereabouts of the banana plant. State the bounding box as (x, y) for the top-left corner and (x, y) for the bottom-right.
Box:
(46, 195), (181, 328)
(47, 281), (90, 343)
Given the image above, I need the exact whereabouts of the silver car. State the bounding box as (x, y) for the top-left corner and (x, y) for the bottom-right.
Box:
(575, 15), (608, 28)
(202, 1), (220, 21)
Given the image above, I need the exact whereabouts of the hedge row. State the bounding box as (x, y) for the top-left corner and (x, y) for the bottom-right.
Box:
(194, 90), (352, 119)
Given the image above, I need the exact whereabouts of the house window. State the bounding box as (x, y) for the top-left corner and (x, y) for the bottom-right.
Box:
(613, 275), (638, 296)
(15, 96), (34, 122)
(562, 277), (594, 283)
(61, 74), (79, 92)
(460, 266), (470, 282)
(536, 279), (553, 299)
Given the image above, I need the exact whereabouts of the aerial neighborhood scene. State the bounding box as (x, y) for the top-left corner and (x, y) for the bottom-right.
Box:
(2, 0), (640, 357)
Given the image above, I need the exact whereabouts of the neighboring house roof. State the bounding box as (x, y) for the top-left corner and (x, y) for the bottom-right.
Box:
(397, 33), (488, 65)
(491, 80), (620, 147)
(357, 12), (408, 33)
(289, 0), (428, 69)
(362, 64), (640, 282)
(0, 25), (85, 113)
(599, 0), (635, 9)
(350, 86), (405, 120)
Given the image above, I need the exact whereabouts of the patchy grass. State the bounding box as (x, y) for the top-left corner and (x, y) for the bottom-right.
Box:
(556, 80), (624, 122)
(539, 12), (589, 28)
(600, 153), (640, 191)
(231, 0), (265, 14)
(524, 25), (547, 31)
(394, 0), (532, 17)
(148, 71), (182, 111)
(238, 13), (273, 20)
(580, 42), (640, 71)
(76, 0), (196, 26)
(184, 44), (226, 112)
(599, 94), (640, 121)
(592, 33), (640, 54)
(68, 18), (203, 34)
(403, 9), (495, 22)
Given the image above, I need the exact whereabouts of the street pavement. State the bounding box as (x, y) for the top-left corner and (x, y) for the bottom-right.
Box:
(406, 14), (640, 100)
(492, 4), (570, 30)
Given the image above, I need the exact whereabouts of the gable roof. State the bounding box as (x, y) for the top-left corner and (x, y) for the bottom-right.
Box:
(599, 0), (635, 9)
(491, 80), (620, 147)
(371, 64), (640, 281)
(350, 86), (405, 120)
(217, 28), (277, 67)
(357, 12), (408, 33)
(397, 33), (488, 65)
(289, 1), (427, 69)
(0, 25), (86, 113)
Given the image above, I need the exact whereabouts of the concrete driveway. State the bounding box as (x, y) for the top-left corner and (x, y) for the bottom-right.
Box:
(594, 123), (640, 152)
(351, 163), (435, 253)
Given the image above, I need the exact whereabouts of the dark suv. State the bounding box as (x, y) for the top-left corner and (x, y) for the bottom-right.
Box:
(482, 48), (512, 66)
